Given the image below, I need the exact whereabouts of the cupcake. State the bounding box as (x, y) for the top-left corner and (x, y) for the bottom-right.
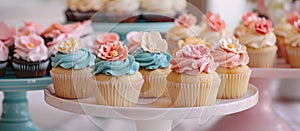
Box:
(0, 41), (9, 77)
(91, 32), (120, 54)
(140, 0), (176, 22)
(65, 0), (107, 22)
(234, 11), (259, 38)
(239, 17), (277, 67)
(0, 21), (16, 56)
(212, 37), (251, 99)
(17, 21), (44, 36)
(105, 0), (140, 23)
(167, 44), (220, 107)
(285, 19), (300, 67)
(166, 13), (201, 55)
(92, 41), (143, 107)
(274, 12), (299, 61)
(50, 37), (95, 99)
(198, 11), (233, 48)
(13, 34), (49, 78)
(132, 32), (172, 98)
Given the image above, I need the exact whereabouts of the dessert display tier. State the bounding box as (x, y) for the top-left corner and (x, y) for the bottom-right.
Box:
(0, 68), (52, 131)
(45, 84), (258, 131)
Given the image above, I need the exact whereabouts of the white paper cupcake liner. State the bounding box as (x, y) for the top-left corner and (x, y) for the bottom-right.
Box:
(140, 75), (168, 98)
(217, 70), (251, 99)
(95, 80), (144, 107)
(286, 46), (300, 67)
(50, 71), (95, 99)
(248, 47), (277, 67)
(12, 60), (49, 71)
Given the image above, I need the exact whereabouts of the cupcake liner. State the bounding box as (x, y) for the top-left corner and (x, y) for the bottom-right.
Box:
(247, 46), (277, 68)
(286, 46), (300, 68)
(167, 72), (220, 107)
(217, 69), (251, 99)
(12, 60), (49, 78)
(140, 75), (168, 98)
(0, 61), (8, 77)
(50, 71), (95, 99)
(95, 80), (144, 107)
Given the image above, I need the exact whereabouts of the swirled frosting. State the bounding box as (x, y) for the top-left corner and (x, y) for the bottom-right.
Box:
(67, 0), (106, 12)
(0, 21), (16, 47)
(166, 25), (201, 42)
(52, 48), (95, 69)
(133, 49), (171, 70)
(212, 38), (249, 68)
(14, 34), (48, 62)
(92, 55), (139, 76)
(18, 21), (44, 36)
(286, 20), (300, 47)
(178, 37), (211, 49)
(0, 41), (8, 61)
(106, 0), (140, 12)
(170, 44), (217, 75)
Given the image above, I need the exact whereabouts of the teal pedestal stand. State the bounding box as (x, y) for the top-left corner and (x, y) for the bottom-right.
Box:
(0, 67), (52, 131)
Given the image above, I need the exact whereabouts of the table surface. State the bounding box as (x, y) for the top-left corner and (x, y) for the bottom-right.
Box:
(0, 0), (300, 131)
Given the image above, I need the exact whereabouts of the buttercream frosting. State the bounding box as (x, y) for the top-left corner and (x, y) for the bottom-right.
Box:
(106, 0), (140, 13)
(67, 0), (105, 12)
(0, 41), (8, 61)
(0, 21), (16, 47)
(18, 21), (44, 36)
(134, 49), (171, 70)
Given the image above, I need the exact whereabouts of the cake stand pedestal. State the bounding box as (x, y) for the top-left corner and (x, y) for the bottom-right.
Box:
(209, 59), (300, 131)
(0, 69), (52, 131)
(44, 84), (258, 131)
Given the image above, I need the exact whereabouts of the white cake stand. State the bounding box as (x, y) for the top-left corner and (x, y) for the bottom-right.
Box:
(44, 84), (258, 131)
(209, 59), (300, 131)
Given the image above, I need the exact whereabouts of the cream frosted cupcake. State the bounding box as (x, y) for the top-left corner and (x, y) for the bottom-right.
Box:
(167, 44), (220, 107)
(212, 37), (251, 99)
(234, 11), (259, 38)
(166, 14), (201, 55)
(92, 41), (143, 107)
(0, 41), (9, 77)
(239, 17), (277, 68)
(198, 11), (233, 48)
(140, 0), (176, 22)
(105, 0), (140, 22)
(131, 32), (172, 98)
(285, 19), (300, 67)
(50, 37), (95, 99)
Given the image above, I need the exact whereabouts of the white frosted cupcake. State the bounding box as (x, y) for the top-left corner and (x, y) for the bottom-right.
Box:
(285, 19), (300, 67)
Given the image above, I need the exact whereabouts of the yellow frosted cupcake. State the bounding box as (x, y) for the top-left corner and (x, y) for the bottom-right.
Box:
(167, 44), (220, 107)
(212, 37), (251, 99)
(92, 41), (143, 107)
(239, 17), (277, 67)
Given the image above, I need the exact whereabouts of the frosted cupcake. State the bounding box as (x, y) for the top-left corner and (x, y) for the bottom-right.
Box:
(167, 44), (220, 107)
(91, 32), (120, 54)
(133, 32), (172, 98)
(105, 0), (140, 22)
(13, 34), (49, 78)
(0, 21), (16, 49)
(140, 0), (176, 22)
(234, 11), (259, 38)
(50, 37), (95, 99)
(212, 37), (251, 99)
(166, 13), (201, 55)
(285, 19), (300, 67)
(239, 17), (277, 67)
(92, 41), (143, 107)
(17, 21), (44, 36)
(0, 41), (9, 77)
(198, 12), (233, 48)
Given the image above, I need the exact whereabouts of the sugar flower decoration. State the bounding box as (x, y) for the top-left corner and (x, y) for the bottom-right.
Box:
(287, 11), (300, 25)
(127, 31), (143, 54)
(18, 21), (44, 36)
(97, 41), (128, 61)
(0, 21), (16, 47)
(56, 37), (82, 54)
(175, 14), (197, 27)
(141, 32), (168, 53)
(254, 18), (272, 35)
(219, 37), (246, 53)
(242, 11), (259, 27)
(94, 32), (120, 44)
(205, 11), (226, 32)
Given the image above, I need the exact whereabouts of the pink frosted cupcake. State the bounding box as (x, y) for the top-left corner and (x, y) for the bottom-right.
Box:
(212, 37), (251, 99)
(0, 21), (16, 49)
(166, 44), (220, 107)
(91, 32), (120, 54)
(0, 41), (9, 77)
(17, 21), (44, 36)
(13, 34), (49, 78)
(234, 11), (259, 38)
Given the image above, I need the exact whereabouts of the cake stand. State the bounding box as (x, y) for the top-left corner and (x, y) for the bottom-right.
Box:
(0, 67), (52, 131)
(209, 59), (300, 131)
(44, 84), (258, 131)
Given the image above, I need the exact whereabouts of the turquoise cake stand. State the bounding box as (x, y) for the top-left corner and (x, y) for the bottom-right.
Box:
(0, 67), (52, 131)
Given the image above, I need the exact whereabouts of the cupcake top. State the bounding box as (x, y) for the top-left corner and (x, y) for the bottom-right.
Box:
(18, 21), (44, 36)
(127, 31), (143, 54)
(0, 41), (9, 61)
(212, 37), (249, 68)
(170, 44), (217, 75)
(67, 0), (106, 12)
(0, 21), (16, 47)
(51, 37), (95, 69)
(166, 14), (201, 42)
(274, 12), (300, 38)
(239, 17), (276, 49)
(92, 41), (139, 76)
(286, 20), (300, 47)
(133, 32), (171, 70)
(14, 34), (48, 62)
(178, 37), (212, 49)
(140, 0), (173, 12)
(106, 0), (140, 13)
(93, 33), (120, 53)
(172, 0), (187, 12)
(199, 11), (232, 47)
(234, 11), (259, 38)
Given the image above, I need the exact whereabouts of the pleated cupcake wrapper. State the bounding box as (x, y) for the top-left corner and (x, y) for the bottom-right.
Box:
(217, 70), (251, 99)
(248, 48), (277, 67)
(50, 71), (95, 99)
(95, 80), (144, 107)
(286, 46), (300, 68)
(167, 72), (221, 107)
(140, 75), (168, 98)
(0, 62), (8, 69)
(12, 60), (49, 71)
